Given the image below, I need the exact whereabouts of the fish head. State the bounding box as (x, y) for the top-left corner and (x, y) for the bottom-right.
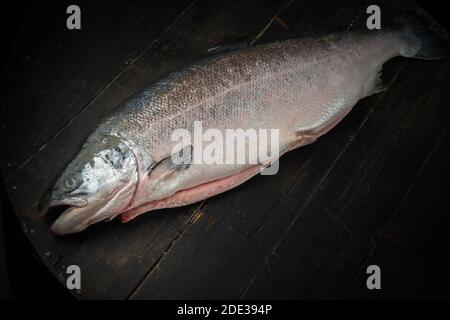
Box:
(41, 135), (138, 235)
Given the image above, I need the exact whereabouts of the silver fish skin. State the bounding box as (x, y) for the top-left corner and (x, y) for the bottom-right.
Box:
(43, 15), (447, 234)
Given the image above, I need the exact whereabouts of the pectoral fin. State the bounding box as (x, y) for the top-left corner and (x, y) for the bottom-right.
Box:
(133, 144), (193, 206)
(148, 144), (192, 180)
(168, 144), (192, 171)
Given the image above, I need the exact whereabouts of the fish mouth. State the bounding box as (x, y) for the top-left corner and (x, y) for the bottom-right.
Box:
(40, 197), (90, 235)
(49, 204), (90, 235)
(39, 193), (88, 213)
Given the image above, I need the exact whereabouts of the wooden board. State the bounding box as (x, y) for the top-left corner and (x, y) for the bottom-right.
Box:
(1, 0), (449, 299)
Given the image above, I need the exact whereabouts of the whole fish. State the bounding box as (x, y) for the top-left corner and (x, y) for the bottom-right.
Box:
(41, 14), (447, 234)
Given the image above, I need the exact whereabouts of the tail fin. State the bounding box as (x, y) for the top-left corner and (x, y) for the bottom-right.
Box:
(387, 12), (449, 60)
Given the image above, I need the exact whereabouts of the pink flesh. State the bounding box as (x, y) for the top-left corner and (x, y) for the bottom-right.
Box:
(119, 164), (263, 222)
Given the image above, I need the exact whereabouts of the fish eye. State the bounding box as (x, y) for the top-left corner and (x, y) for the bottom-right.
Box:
(64, 177), (79, 189)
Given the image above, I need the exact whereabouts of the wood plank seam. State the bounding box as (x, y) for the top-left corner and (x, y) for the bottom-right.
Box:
(128, 200), (207, 299)
(340, 122), (450, 298)
(249, 0), (295, 46)
(339, 231), (378, 298)
(312, 197), (354, 235)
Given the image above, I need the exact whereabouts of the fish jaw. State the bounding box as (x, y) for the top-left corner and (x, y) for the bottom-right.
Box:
(50, 204), (93, 235)
(47, 190), (116, 235)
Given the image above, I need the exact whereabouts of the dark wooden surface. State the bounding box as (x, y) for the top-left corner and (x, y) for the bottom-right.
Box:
(1, 0), (449, 299)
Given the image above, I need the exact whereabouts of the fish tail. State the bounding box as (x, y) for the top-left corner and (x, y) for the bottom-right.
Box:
(388, 12), (449, 60)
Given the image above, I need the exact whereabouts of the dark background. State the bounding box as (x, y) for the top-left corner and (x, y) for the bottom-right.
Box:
(0, 0), (449, 299)
(0, 1), (72, 299)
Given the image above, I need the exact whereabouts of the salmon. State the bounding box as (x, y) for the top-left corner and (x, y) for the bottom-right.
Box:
(41, 14), (448, 234)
